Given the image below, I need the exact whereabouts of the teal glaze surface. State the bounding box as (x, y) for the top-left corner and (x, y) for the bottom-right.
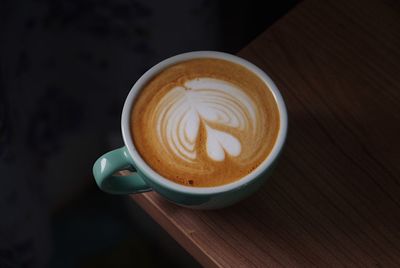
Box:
(93, 146), (281, 209)
(93, 147), (151, 194)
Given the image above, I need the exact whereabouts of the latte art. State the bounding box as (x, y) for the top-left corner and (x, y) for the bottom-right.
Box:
(131, 58), (280, 187)
(155, 78), (256, 162)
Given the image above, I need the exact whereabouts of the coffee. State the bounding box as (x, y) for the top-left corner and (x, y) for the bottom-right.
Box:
(131, 58), (280, 187)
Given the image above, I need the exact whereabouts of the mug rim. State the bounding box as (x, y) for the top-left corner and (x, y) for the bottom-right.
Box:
(121, 51), (288, 194)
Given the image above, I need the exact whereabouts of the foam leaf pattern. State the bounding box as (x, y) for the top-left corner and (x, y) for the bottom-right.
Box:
(155, 78), (256, 162)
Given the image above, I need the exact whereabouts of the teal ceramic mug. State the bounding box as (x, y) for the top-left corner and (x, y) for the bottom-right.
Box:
(93, 51), (287, 209)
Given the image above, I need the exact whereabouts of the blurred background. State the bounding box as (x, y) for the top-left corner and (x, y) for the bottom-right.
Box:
(0, 0), (297, 267)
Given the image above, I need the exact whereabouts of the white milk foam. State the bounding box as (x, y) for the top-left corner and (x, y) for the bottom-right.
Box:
(155, 77), (257, 162)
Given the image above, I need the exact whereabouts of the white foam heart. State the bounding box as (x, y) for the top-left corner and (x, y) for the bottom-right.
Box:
(155, 78), (256, 162)
(205, 125), (241, 161)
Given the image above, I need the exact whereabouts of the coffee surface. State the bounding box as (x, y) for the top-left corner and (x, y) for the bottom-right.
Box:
(131, 58), (280, 187)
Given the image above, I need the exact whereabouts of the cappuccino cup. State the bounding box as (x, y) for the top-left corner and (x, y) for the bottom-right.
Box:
(93, 51), (287, 209)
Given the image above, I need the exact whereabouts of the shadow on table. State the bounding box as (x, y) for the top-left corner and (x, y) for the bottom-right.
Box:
(50, 189), (201, 268)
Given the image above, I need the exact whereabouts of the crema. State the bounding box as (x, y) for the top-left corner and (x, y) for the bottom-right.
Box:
(131, 58), (280, 187)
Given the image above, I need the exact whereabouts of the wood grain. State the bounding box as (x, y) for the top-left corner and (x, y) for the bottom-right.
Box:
(131, 0), (400, 266)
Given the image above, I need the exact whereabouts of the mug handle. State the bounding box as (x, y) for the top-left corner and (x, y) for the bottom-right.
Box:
(93, 147), (151, 194)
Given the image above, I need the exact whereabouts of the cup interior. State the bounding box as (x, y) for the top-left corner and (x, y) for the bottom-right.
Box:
(121, 51), (288, 194)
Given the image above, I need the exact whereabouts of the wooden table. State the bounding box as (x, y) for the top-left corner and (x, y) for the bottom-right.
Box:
(132, 0), (400, 266)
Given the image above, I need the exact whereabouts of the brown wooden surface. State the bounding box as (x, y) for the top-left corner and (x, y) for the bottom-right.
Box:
(131, 0), (400, 266)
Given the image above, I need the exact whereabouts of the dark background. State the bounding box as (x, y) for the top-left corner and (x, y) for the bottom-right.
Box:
(0, 0), (297, 267)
